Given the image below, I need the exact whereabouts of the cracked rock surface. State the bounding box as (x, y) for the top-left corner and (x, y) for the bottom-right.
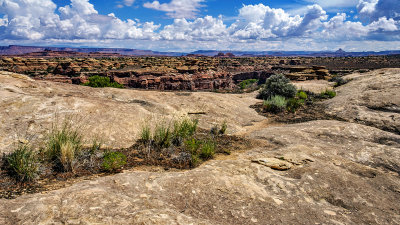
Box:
(324, 68), (400, 134)
(0, 69), (399, 224)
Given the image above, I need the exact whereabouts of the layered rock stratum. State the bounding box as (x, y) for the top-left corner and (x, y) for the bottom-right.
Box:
(0, 69), (399, 224)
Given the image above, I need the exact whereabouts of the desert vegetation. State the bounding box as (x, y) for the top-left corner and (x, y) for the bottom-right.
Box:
(82, 75), (124, 88)
(0, 117), (249, 198)
(239, 79), (259, 90)
(258, 74), (308, 114)
(255, 74), (337, 116)
(136, 118), (230, 168)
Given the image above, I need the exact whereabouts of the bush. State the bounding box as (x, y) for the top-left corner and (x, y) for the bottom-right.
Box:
(286, 98), (304, 113)
(83, 75), (124, 88)
(102, 151), (127, 172)
(172, 118), (198, 146)
(330, 76), (348, 87)
(46, 121), (83, 172)
(4, 145), (39, 182)
(142, 118), (198, 148)
(239, 79), (258, 89)
(257, 74), (297, 100)
(200, 140), (216, 159)
(140, 124), (152, 144)
(185, 138), (202, 154)
(296, 90), (308, 100)
(263, 95), (287, 113)
(320, 90), (337, 99)
(153, 122), (172, 149)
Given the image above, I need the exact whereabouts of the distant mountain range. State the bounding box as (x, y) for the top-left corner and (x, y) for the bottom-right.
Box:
(191, 49), (400, 57)
(1, 45), (400, 57)
(0, 45), (184, 57)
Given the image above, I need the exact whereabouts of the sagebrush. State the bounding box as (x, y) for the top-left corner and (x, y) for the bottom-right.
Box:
(263, 95), (287, 113)
(257, 74), (297, 100)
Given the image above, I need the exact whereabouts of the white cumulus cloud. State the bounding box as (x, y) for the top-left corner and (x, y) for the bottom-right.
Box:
(143, 0), (205, 19)
(0, 0), (398, 50)
(0, 0), (160, 40)
(357, 0), (400, 22)
(160, 15), (226, 41)
(229, 4), (327, 40)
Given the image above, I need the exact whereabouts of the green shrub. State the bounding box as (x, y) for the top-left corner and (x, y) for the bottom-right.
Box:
(5, 145), (39, 182)
(185, 138), (202, 154)
(46, 121), (83, 172)
(263, 95), (287, 113)
(191, 154), (200, 167)
(140, 124), (152, 144)
(83, 75), (124, 88)
(153, 122), (172, 149)
(286, 98), (304, 113)
(200, 140), (216, 159)
(320, 90), (337, 99)
(141, 118), (198, 149)
(172, 118), (198, 146)
(296, 90), (308, 100)
(102, 151), (127, 172)
(239, 79), (258, 89)
(257, 74), (297, 100)
(330, 76), (348, 87)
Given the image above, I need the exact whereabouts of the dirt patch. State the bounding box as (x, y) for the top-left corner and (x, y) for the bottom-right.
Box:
(251, 101), (345, 124)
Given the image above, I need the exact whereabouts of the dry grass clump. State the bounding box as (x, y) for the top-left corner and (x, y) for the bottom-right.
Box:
(45, 121), (83, 172)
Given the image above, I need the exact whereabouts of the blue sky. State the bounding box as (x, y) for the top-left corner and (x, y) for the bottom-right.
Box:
(0, 0), (399, 52)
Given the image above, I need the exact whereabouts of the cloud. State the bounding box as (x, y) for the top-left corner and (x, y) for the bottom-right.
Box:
(0, 0), (398, 51)
(0, 0), (160, 40)
(304, 0), (359, 8)
(123, 0), (135, 6)
(160, 15), (226, 41)
(229, 4), (327, 39)
(143, 0), (205, 19)
(357, 0), (400, 22)
(116, 0), (135, 8)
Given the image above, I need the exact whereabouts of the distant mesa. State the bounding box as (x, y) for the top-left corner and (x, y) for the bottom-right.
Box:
(336, 49), (346, 54)
(1, 45), (400, 57)
(214, 52), (236, 58)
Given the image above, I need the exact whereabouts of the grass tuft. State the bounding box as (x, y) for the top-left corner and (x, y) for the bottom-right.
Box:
(320, 89), (337, 99)
(4, 145), (39, 182)
(263, 95), (287, 113)
(45, 121), (83, 172)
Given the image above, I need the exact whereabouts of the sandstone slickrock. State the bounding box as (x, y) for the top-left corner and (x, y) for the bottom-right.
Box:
(251, 158), (292, 170)
(0, 69), (399, 224)
(0, 71), (264, 153)
(323, 68), (400, 134)
(0, 120), (399, 224)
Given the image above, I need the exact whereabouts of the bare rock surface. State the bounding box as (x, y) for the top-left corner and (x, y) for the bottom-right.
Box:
(0, 69), (400, 224)
(292, 80), (334, 93)
(323, 68), (400, 134)
(0, 120), (399, 224)
(0, 71), (263, 153)
(251, 158), (292, 170)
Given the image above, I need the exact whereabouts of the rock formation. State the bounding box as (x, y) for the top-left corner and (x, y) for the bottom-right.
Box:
(0, 69), (399, 224)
